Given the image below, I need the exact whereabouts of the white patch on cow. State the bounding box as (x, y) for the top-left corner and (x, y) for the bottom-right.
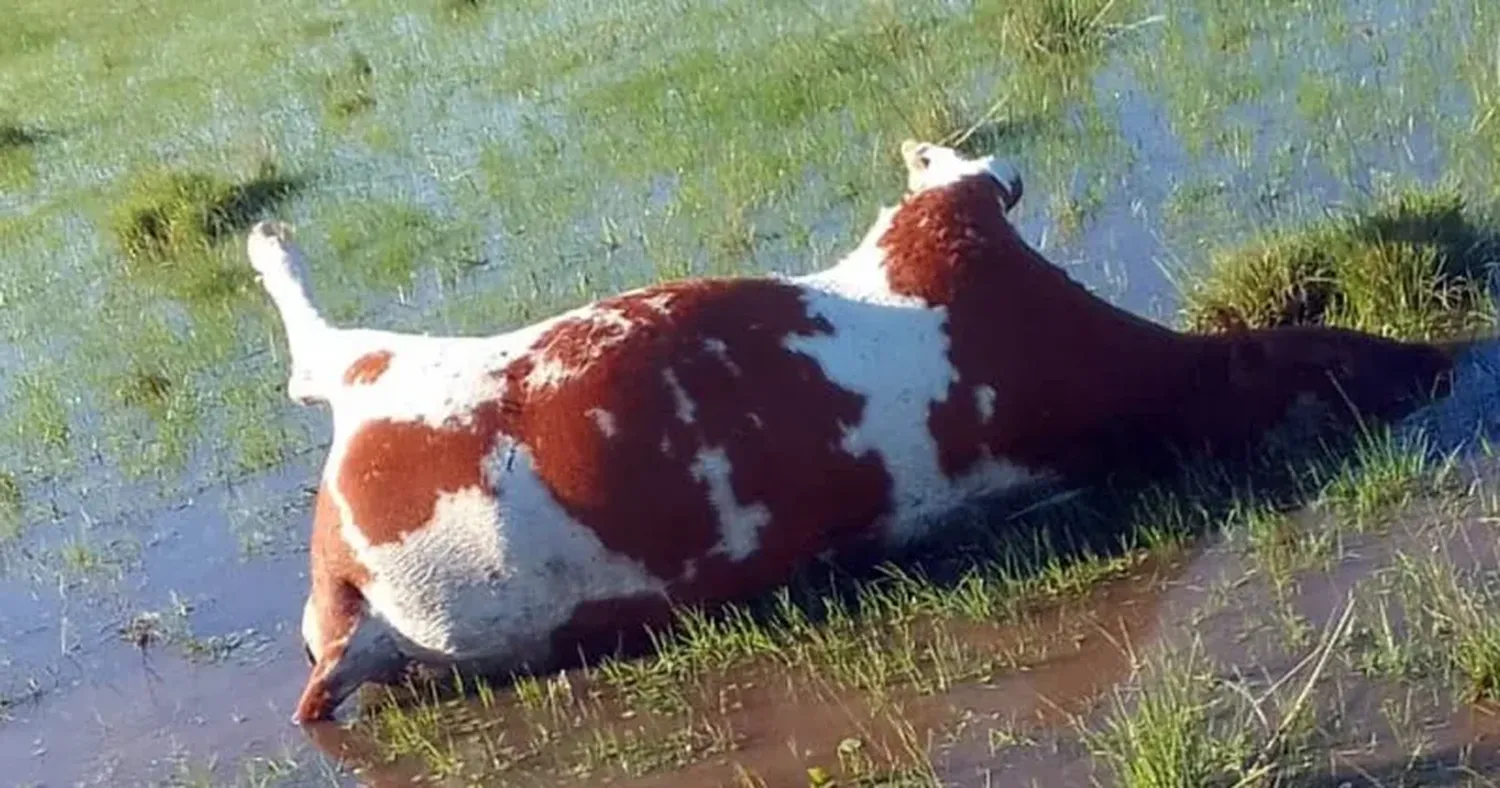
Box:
(662, 368), (696, 424)
(352, 486), (507, 658)
(641, 293), (677, 315)
(691, 447), (770, 562)
(748, 412), (764, 429)
(587, 408), (618, 438)
(351, 442), (666, 666)
(903, 141), (1022, 202)
(659, 436), (672, 455)
(522, 355), (576, 392)
(975, 385), (997, 424)
(788, 226), (1052, 547)
(703, 337), (741, 376)
(794, 205), (903, 301)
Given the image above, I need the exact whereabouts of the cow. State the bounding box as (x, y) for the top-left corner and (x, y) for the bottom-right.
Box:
(245, 140), (1453, 723)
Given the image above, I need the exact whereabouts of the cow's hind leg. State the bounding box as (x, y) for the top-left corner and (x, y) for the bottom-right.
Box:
(295, 579), (369, 723)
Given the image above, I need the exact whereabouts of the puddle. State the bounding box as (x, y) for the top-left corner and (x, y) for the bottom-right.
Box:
(0, 461), (322, 785)
(1, 0), (1499, 784)
(297, 495), (1500, 787)
(302, 555), (1188, 787)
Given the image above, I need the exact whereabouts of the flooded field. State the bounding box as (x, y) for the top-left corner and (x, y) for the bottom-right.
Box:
(2, 0), (1500, 784)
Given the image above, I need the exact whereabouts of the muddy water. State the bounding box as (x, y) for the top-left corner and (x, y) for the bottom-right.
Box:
(300, 502), (1500, 787)
(0, 461), (324, 784)
(303, 555), (1188, 788)
(2, 0), (1498, 785)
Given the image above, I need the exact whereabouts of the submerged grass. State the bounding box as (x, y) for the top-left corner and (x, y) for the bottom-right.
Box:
(1180, 184), (1500, 339)
(1089, 599), (1356, 787)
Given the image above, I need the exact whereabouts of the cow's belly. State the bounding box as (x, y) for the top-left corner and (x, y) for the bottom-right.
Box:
(351, 449), (669, 664)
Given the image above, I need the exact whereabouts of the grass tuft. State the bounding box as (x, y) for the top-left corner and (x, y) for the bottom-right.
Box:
(1399, 555), (1500, 703)
(0, 471), (21, 541)
(111, 158), (301, 263)
(108, 158), (301, 305)
(324, 50), (377, 121)
(0, 120), (51, 188)
(440, 0), (484, 19)
(1088, 651), (1248, 788)
(1181, 184), (1500, 340)
(0, 123), (46, 150)
(1320, 427), (1440, 530)
(1005, 0), (1128, 61)
(112, 170), (239, 262)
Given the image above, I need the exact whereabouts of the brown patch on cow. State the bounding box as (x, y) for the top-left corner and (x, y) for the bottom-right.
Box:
(548, 594), (675, 670)
(298, 483), (375, 722)
(337, 406), (503, 546)
(495, 279), (894, 603)
(879, 174), (1453, 481)
(343, 350), (394, 385)
(328, 279), (893, 593)
(310, 482), (372, 590)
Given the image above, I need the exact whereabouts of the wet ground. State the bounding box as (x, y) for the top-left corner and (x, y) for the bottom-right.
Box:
(290, 482), (1500, 786)
(2, 0), (1499, 784)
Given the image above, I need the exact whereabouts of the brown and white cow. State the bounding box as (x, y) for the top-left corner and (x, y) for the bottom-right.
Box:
(246, 140), (1452, 723)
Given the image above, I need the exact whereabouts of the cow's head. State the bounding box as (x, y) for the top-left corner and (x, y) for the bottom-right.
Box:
(900, 139), (1023, 213)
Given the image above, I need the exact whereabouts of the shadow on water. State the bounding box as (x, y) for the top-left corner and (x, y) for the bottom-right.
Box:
(0, 123), (59, 151)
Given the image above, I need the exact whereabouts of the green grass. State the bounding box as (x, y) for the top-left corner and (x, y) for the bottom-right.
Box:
(1231, 500), (1331, 593)
(4, 0), (1500, 784)
(1394, 553), (1500, 704)
(0, 471), (21, 541)
(119, 595), (263, 663)
(0, 120), (47, 189)
(320, 50), (377, 124)
(1088, 652), (1252, 788)
(1179, 183), (1500, 340)
(1003, 0), (1134, 61)
(1319, 427), (1447, 530)
(1089, 598), (1359, 787)
(8, 369), (73, 468)
(113, 158), (300, 260)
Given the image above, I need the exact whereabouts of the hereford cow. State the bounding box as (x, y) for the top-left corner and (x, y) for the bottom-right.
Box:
(247, 140), (1452, 723)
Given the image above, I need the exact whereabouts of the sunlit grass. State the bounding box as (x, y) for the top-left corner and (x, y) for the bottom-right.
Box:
(1180, 184), (1499, 340)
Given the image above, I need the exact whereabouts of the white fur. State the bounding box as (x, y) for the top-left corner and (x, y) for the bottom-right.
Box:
(356, 447), (665, 666)
(662, 368), (697, 424)
(975, 385), (998, 424)
(901, 140), (1022, 197)
(587, 408), (618, 438)
(703, 337), (741, 376)
(691, 447), (772, 563)
(786, 207), (1049, 547)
